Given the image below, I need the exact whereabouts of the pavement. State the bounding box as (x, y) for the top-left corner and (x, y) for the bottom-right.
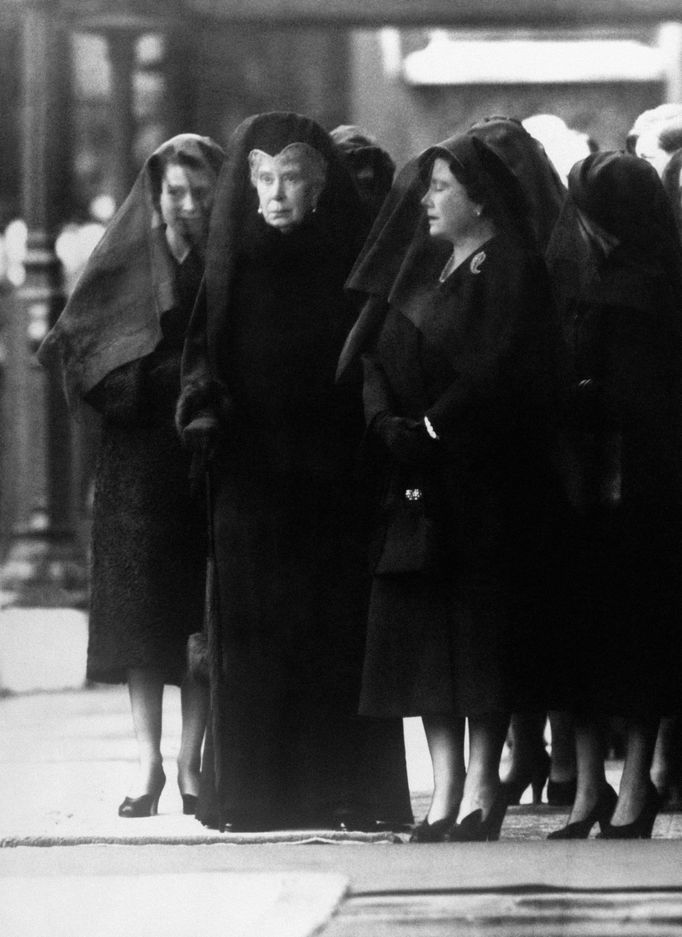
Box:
(2, 608), (682, 935)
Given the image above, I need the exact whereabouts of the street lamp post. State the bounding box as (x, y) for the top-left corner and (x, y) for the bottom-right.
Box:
(0, 0), (87, 607)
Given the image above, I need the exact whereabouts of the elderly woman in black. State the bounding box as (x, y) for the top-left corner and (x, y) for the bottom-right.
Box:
(38, 134), (224, 817)
(546, 152), (682, 839)
(340, 133), (558, 841)
(176, 111), (412, 833)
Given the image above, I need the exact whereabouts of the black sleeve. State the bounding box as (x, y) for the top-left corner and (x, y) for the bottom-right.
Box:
(361, 352), (396, 427)
(176, 276), (233, 435)
(600, 303), (681, 499)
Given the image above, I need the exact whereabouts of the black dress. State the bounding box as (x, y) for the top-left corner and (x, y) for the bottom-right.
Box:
(86, 253), (205, 685)
(359, 235), (560, 718)
(554, 250), (682, 717)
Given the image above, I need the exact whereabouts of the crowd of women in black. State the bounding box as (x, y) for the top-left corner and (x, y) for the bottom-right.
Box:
(37, 102), (682, 841)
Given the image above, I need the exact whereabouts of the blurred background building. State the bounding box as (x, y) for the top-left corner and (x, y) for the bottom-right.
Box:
(1, 0), (681, 604)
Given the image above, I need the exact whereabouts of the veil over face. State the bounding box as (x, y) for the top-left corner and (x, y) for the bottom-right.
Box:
(337, 133), (534, 378)
(188, 112), (367, 381)
(330, 124), (396, 219)
(37, 133), (225, 409)
(348, 133), (531, 307)
(467, 116), (566, 252)
(569, 151), (679, 251)
(549, 151), (682, 319)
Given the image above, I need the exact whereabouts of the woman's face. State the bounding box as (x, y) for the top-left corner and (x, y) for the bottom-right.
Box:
(421, 157), (482, 243)
(253, 154), (318, 233)
(635, 129), (671, 179)
(160, 162), (216, 244)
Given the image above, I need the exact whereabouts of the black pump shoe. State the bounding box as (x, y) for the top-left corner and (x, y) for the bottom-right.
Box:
(547, 783), (617, 839)
(598, 782), (661, 839)
(447, 792), (508, 842)
(409, 812), (458, 843)
(118, 770), (166, 818)
(181, 794), (198, 816)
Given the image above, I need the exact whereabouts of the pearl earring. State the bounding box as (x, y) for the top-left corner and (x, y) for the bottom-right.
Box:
(257, 206), (263, 215)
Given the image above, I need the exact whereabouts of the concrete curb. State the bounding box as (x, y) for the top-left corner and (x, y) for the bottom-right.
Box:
(0, 831), (400, 848)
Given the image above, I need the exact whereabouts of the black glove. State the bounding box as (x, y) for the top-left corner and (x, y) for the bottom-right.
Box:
(181, 411), (219, 457)
(373, 412), (437, 465)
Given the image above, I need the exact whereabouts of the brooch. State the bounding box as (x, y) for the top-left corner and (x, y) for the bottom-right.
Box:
(405, 488), (423, 501)
(470, 250), (486, 275)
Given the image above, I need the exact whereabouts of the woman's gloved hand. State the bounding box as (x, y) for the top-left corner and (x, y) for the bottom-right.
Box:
(372, 412), (437, 465)
(181, 411), (220, 457)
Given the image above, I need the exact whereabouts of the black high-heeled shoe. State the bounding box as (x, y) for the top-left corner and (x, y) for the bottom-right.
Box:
(547, 783), (617, 839)
(118, 769), (166, 818)
(598, 782), (662, 839)
(409, 811), (458, 843)
(501, 748), (550, 805)
(447, 791), (508, 842)
(547, 776), (578, 807)
(181, 794), (198, 816)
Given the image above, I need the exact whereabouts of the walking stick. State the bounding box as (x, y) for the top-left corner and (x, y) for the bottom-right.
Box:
(186, 451), (225, 795)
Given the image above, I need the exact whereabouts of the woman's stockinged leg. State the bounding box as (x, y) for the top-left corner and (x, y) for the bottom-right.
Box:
(501, 711), (549, 803)
(127, 667), (165, 795)
(422, 714), (466, 823)
(565, 716), (607, 824)
(610, 717), (658, 826)
(457, 712), (509, 822)
(177, 673), (209, 798)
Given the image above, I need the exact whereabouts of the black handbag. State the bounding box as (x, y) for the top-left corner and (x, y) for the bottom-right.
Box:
(374, 478), (442, 577)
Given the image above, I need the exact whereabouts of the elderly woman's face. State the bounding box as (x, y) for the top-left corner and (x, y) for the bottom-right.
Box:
(160, 161), (217, 242)
(421, 158), (482, 244)
(254, 154), (318, 232)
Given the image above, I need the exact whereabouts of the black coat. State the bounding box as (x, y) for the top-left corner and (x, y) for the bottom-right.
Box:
(177, 112), (412, 831)
(36, 135), (225, 686)
(555, 251), (682, 715)
(359, 235), (561, 717)
(86, 256), (206, 685)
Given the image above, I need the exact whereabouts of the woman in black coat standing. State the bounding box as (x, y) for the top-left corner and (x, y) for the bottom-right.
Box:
(546, 152), (682, 838)
(38, 134), (224, 817)
(177, 111), (412, 833)
(340, 133), (559, 841)
(468, 116), (575, 807)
